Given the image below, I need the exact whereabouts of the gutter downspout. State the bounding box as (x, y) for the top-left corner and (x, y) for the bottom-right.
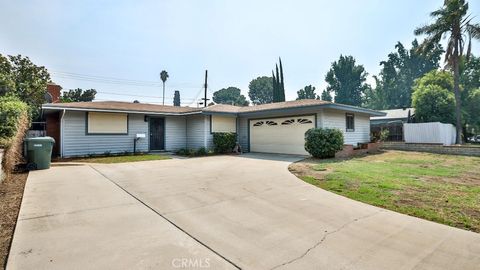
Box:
(60, 109), (65, 158)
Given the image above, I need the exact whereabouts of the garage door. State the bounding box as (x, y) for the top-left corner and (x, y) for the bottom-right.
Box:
(250, 115), (315, 155)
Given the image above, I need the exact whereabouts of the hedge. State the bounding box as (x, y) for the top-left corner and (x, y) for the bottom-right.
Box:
(304, 128), (344, 158)
(212, 132), (236, 153)
(0, 96), (30, 177)
(0, 96), (30, 145)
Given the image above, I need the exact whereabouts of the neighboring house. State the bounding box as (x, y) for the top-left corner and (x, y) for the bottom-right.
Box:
(42, 99), (385, 157)
(370, 108), (414, 141)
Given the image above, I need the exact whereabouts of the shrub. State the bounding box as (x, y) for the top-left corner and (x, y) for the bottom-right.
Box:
(212, 132), (236, 153)
(188, 149), (197, 156)
(2, 112), (29, 177)
(379, 129), (389, 142)
(196, 147), (208, 156)
(304, 128), (344, 158)
(0, 96), (30, 144)
(176, 148), (189, 156)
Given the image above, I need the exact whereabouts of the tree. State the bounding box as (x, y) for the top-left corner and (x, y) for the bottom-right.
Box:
(324, 55), (369, 106)
(160, 70), (169, 105)
(412, 85), (456, 124)
(61, 88), (97, 102)
(248, 76), (273, 105)
(415, 70), (454, 91)
(297, 85), (318, 100)
(415, 0), (480, 143)
(460, 55), (480, 135)
(173, 90), (180, 106)
(412, 70), (456, 124)
(0, 54), (50, 119)
(272, 58), (286, 102)
(465, 89), (480, 133)
(320, 89), (332, 102)
(460, 55), (480, 92)
(369, 39), (443, 109)
(212, 87), (249, 106)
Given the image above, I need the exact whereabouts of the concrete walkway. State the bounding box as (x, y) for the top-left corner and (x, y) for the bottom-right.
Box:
(7, 154), (480, 269)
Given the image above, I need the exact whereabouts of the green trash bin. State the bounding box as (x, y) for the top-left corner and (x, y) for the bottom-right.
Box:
(24, 137), (55, 170)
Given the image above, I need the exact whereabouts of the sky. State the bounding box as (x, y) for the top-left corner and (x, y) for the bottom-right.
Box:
(2, 0), (480, 106)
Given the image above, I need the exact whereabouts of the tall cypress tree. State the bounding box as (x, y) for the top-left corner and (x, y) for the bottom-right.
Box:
(279, 58), (285, 101)
(272, 70), (278, 101)
(272, 58), (286, 103)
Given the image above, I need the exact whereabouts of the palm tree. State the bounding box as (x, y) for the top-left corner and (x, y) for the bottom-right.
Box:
(415, 0), (480, 144)
(160, 70), (169, 105)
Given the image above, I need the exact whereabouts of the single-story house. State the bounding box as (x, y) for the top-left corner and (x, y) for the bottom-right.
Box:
(370, 108), (414, 141)
(42, 99), (385, 157)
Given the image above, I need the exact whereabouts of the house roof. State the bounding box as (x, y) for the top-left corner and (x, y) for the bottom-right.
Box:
(42, 99), (385, 116)
(240, 99), (330, 112)
(371, 108), (414, 121)
(42, 101), (202, 115)
(203, 99), (384, 116)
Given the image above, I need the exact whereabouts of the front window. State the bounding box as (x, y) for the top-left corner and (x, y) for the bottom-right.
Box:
(346, 113), (355, 132)
(87, 112), (128, 135)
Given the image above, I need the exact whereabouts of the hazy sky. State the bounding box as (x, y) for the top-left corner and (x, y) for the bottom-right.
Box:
(2, 0), (480, 106)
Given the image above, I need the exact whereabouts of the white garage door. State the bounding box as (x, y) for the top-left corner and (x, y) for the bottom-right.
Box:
(250, 115), (315, 155)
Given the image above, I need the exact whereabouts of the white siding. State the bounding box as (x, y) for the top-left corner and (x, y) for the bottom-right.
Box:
(62, 111), (148, 157)
(165, 116), (187, 151)
(320, 109), (370, 146)
(205, 116), (214, 149)
(186, 115), (212, 150)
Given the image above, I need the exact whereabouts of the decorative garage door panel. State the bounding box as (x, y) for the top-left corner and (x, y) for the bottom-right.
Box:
(250, 115), (315, 155)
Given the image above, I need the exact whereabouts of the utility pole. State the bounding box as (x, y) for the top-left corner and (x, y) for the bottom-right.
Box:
(201, 70), (209, 107)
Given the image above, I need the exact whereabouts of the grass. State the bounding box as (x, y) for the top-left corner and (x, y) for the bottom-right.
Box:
(289, 150), (480, 232)
(72, 154), (171, 164)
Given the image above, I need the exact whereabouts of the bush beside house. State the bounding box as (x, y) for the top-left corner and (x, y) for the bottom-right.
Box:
(0, 96), (30, 179)
(212, 132), (236, 153)
(304, 128), (344, 158)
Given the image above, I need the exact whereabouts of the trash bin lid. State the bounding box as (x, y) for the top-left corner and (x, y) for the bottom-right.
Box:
(24, 136), (55, 143)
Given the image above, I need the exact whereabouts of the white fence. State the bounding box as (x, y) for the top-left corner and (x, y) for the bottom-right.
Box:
(403, 122), (456, 146)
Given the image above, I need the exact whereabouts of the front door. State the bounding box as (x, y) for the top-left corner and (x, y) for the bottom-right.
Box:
(149, 118), (165, 151)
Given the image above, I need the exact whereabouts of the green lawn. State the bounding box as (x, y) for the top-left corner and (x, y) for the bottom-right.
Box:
(73, 154), (171, 164)
(289, 151), (480, 232)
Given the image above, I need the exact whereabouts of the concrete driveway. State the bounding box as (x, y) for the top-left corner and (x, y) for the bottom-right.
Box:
(7, 154), (480, 269)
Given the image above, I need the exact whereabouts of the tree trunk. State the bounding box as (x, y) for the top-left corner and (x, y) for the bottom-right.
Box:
(453, 38), (463, 144)
(162, 82), (165, 105)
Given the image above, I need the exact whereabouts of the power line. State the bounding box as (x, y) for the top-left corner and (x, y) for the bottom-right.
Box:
(95, 90), (196, 101)
(50, 69), (209, 105)
(51, 70), (200, 86)
(51, 71), (202, 88)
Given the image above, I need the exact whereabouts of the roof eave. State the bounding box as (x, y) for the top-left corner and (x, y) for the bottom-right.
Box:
(322, 104), (386, 116)
(238, 103), (386, 117)
(201, 111), (239, 116)
(41, 105), (202, 116)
